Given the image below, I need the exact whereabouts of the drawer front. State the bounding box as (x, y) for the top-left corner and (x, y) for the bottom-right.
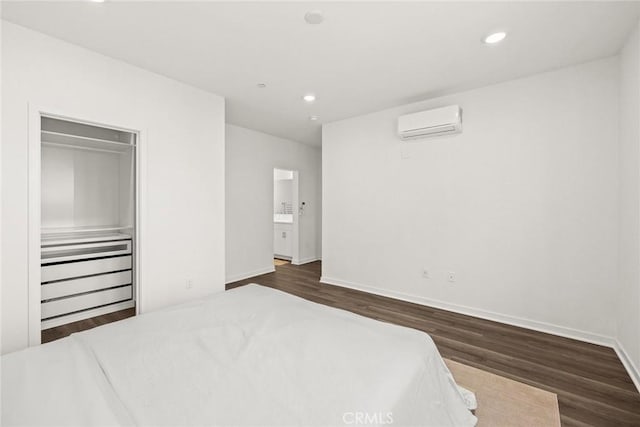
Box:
(42, 240), (131, 264)
(41, 270), (132, 300)
(42, 255), (131, 283)
(41, 285), (132, 320)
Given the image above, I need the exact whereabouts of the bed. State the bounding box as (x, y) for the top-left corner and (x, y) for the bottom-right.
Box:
(2, 284), (477, 426)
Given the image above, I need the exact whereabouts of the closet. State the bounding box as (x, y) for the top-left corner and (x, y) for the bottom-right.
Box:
(40, 117), (136, 330)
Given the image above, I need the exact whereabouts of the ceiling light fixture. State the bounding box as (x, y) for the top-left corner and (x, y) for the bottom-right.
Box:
(304, 10), (324, 25)
(483, 31), (507, 44)
(303, 94), (316, 103)
(90, 0), (106, 3)
(309, 115), (319, 121)
(257, 83), (267, 88)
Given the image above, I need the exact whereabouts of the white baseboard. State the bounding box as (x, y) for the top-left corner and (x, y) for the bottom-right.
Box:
(320, 276), (616, 349)
(614, 340), (640, 393)
(225, 266), (275, 284)
(292, 256), (321, 266)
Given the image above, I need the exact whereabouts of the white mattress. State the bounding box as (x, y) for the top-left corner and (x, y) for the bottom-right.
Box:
(2, 284), (477, 426)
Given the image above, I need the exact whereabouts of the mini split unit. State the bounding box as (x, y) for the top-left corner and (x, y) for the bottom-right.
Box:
(397, 105), (462, 140)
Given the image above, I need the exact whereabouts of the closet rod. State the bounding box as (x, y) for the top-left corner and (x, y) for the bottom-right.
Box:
(41, 130), (134, 147)
(41, 141), (128, 155)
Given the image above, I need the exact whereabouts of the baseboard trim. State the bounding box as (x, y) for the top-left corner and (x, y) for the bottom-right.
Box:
(292, 256), (321, 266)
(320, 276), (616, 348)
(614, 340), (640, 393)
(226, 266), (275, 284)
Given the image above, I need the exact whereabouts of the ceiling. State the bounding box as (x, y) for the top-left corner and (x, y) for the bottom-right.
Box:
(2, 1), (639, 147)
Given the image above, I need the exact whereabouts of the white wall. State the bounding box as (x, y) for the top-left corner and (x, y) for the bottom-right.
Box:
(323, 57), (619, 343)
(226, 124), (321, 282)
(617, 21), (640, 388)
(41, 147), (122, 229)
(1, 22), (226, 354)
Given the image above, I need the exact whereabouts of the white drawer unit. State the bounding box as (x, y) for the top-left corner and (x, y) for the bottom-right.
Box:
(41, 255), (132, 283)
(41, 240), (131, 264)
(40, 234), (134, 328)
(41, 270), (132, 300)
(41, 285), (132, 320)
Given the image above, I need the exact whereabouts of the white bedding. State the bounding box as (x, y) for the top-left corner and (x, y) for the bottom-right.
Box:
(2, 284), (477, 426)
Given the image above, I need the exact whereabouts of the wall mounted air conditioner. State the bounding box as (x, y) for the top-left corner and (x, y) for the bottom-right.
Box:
(397, 105), (462, 141)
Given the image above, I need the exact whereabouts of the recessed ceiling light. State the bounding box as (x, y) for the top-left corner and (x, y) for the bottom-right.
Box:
(309, 115), (319, 121)
(303, 94), (316, 103)
(304, 10), (324, 25)
(257, 83), (267, 88)
(483, 31), (507, 44)
(90, 0), (106, 3)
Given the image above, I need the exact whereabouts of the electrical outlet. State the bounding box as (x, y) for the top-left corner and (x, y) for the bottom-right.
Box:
(422, 268), (430, 279)
(186, 279), (193, 290)
(448, 272), (456, 283)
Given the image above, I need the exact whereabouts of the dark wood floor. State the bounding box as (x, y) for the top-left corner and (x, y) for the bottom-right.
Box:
(41, 307), (136, 343)
(228, 261), (640, 427)
(40, 262), (639, 426)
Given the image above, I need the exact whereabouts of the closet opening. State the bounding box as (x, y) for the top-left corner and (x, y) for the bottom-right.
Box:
(35, 114), (139, 343)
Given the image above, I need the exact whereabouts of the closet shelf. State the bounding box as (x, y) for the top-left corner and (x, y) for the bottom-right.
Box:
(41, 231), (132, 247)
(41, 130), (134, 154)
(42, 225), (132, 233)
(41, 225), (133, 242)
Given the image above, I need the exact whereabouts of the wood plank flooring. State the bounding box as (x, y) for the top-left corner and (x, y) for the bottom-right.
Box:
(41, 307), (135, 343)
(227, 261), (640, 427)
(39, 261), (639, 426)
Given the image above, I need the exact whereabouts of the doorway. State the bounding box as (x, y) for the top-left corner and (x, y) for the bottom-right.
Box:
(273, 168), (299, 266)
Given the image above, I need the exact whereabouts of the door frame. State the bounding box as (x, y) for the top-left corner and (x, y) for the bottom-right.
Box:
(27, 103), (145, 346)
(273, 168), (300, 265)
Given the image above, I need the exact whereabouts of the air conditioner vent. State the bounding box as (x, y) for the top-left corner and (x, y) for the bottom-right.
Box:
(398, 105), (462, 141)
